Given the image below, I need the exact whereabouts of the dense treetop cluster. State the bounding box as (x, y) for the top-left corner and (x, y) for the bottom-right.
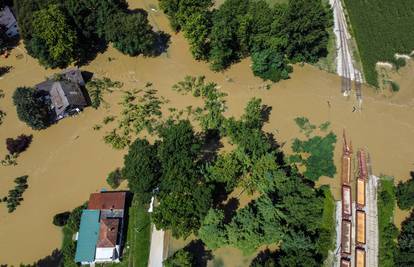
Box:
(117, 76), (336, 266)
(378, 176), (414, 267)
(14, 0), (167, 68)
(396, 172), (414, 210)
(159, 0), (332, 82)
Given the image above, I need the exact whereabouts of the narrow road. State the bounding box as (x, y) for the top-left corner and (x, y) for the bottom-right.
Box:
(148, 225), (165, 267)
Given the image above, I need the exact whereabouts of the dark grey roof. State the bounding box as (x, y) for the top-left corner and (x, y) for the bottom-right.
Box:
(36, 80), (55, 93)
(62, 68), (85, 86)
(35, 68), (87, 117)
(49, 81), (87, 116)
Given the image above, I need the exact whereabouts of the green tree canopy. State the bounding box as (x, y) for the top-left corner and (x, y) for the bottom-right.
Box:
(159, 0), (213, 31)
(396, 172), (414, 210)
(104, 11), (156, 56)
(164, 248), (194, 267)
(251, 49), (292, 82)
(182, 11), (212, 60)
(282, 0), (331, 63)
(198, 209), (228, 250)
(12, 87), (51, 130)
(63, 0), (127, 39)
(29, 4), (78, 68)
(152, 120), (212, 238)
(397, 211), (414, 266)
(122, 139), (160, 204)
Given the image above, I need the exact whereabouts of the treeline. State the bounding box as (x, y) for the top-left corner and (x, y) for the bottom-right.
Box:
(115, 76), (336, 266)
(159, 0), (332, 82)
(378, 175), (414, 267)
(13, 0), (169, 68)
(343, 0), (414, 86)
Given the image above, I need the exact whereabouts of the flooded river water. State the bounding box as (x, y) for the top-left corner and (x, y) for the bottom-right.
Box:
(0, 0), (413, 264)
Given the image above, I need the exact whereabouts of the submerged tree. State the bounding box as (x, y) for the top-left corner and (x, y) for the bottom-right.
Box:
(1, 175), (29, 213)
(251, 49), (292, 82)
(104, 11), (157, 56)
(12, 87), (51, 130)
(86, 77), (123, 109)
(290, 118), (336, 181)
(172, 76), (228, 131)
(0, 89), (5, 126)
(6, 134), (33, 155)
(104, 83), (167, 149)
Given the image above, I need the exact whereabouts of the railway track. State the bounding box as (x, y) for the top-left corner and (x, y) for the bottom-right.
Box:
(332, 0), (363, 100)
(334, 0), (352, 95)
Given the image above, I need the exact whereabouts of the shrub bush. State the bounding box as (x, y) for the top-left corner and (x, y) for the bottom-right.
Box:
(53, 211), (71, 227)
(6, 134), (33, 155)
(106, 168), (123, 189)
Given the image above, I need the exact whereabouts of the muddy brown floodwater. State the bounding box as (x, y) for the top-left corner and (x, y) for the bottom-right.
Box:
(0, 0), (414, 265)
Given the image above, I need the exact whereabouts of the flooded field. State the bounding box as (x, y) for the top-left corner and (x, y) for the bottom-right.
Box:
(0, 0), (413, 264)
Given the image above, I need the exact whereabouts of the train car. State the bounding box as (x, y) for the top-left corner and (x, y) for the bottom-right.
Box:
(358, 149), (368, 179)
(355, 248), (366, 267)
(342, 185), (352, 218)
(341, 258), (351, 267)
(341, 219), (352, 256)
(341, 156), (352, 185)
(357, 178), (366, 209)
(356, 210), (366, 245)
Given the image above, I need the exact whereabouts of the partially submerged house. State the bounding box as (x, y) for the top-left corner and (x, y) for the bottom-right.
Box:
(36, 68), (87, 120)
(75, 191), (127, 265)
(0, 6), (19, 38)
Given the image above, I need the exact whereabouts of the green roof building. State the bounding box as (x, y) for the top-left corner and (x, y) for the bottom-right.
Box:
(75, 210), (100, 264)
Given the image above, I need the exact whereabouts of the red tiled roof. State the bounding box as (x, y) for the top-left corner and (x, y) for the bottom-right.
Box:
(97, 218), (119, 248)
(88, 192), (126, 210)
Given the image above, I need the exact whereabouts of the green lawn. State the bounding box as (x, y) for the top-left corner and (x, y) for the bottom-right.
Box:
(343, 0), (414, 86)
(318, 186), (336, 265)
(128, 200), (152, 267)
